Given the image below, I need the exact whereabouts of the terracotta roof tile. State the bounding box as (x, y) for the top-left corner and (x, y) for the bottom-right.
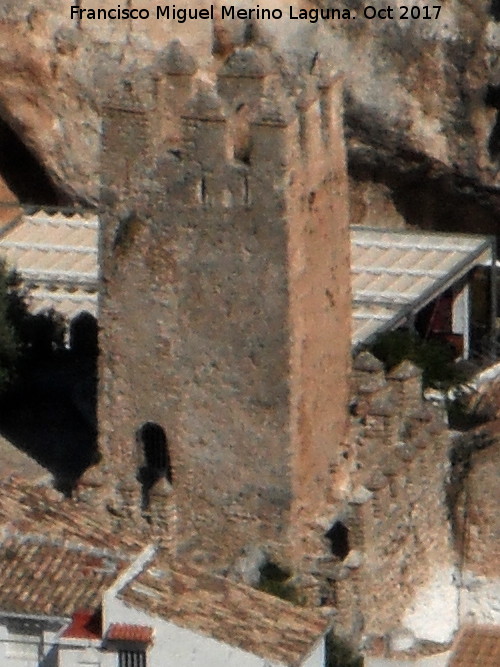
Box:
(0, 476), (146, 618)
(118, 549), (330, 665)
(0, 535), (128, 617)
(449, 626), (500, 667)
(107, 623), (153, 643)
(0, 476), (145, 553)
(0, 478), (327, 663)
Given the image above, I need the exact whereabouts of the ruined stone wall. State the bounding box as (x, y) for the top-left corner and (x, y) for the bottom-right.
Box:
(462, 441), (500, 579)
(97, 44), (351, 567)
(325, 352), (458, 658)
(450, 430), (500, 626)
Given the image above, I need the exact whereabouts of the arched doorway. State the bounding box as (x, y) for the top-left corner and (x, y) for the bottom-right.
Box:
(70, 311), (98, 358)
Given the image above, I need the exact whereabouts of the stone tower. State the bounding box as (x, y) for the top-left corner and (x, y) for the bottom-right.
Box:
(97, 41), (351, 569)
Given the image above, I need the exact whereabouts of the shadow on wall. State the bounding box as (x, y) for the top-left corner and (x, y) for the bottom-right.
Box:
(490, 0), (500, 22)
(0, 113), (63, 206)
(350, 160), (500, 254)
(347, 94), (500, 253)
(0, 312), (99, 495)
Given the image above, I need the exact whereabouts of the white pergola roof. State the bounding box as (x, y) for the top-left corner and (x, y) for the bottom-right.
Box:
(351, 227), (494, 349)
(0, 209), (98, 319)
(0, 213), (493, 340)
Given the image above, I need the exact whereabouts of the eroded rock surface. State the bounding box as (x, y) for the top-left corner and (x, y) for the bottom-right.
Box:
(0, 0), (499, 234)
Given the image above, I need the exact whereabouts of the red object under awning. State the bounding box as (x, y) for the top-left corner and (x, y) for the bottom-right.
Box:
(61, 610), (102, 640)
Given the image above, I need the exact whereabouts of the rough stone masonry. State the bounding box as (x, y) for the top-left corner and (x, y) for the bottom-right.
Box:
(97, 40), (352, 573)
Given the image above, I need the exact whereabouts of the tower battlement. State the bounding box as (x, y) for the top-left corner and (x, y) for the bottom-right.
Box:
(102, 43), (344, 214)
(98, 38), (351, 569)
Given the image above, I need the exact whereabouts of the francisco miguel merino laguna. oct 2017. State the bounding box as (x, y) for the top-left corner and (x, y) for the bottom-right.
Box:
(69, 4), (357, 23)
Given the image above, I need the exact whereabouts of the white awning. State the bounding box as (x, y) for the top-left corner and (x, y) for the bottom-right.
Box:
(351, 227), (494, 349)
(0, 209), (98, 320)
(1, 213), (494, 339)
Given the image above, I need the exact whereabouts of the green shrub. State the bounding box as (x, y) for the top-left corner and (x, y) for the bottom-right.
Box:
(257, 562), (305, 605)
(0, 262), (21, 393)
(20, 308), (66, 360)
(325, 632), (364, 667)
(0, 261), (68, 394)
(370, 329), (466, 389)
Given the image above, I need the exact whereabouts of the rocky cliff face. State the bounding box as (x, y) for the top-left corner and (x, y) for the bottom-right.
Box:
(0, 0), (499, 237)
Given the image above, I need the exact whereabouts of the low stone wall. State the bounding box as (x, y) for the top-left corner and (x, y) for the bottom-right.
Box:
(305, 352), (459, 660)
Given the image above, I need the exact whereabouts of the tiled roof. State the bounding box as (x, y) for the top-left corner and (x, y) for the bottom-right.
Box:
(0, 477), (327, 661)
(0, 476), (144, 554)
(118, 550), (329, 666)
(351, 227), (493, 348)
(0, 476), (148, 619)
(0, 535), (127, 617)
(0, 474), (150, 620)
(448, 626), (500, 667)
(107, 623), (153, 643)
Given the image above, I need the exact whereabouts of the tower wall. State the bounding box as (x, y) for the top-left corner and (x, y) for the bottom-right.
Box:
(288, 75), (351, 533)
(97, 47), (351, 566)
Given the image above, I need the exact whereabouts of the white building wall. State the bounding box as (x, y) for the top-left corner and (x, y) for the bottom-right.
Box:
(58, 641), (106, 667)
(104, 594), (322, 667)
(300, 640), (325, 667)
(0, 623), (9, 665)
(365, 653), (451, 667)
(452, 282), (471, 359)
(402, 567), (459, 644)
(0, 619), (60, 667)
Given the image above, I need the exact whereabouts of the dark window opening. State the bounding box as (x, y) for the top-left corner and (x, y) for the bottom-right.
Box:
(325, 521), (350, 560)
(488, 113), (500, 161)
(137, 422), (172, 509)
(308, 191), (316, 210)
(233, 104), (251, 164)
(140, 422), (170, 477)
(491, 0), (500, 21)
(485, 84), (500, 109)
(199, 175), (207, 204)
(0, 115), (63, 205)
(118, 649), (146, 667)
(259, 561), (290, 583)
(243, 174), (250, 206)
(69, 311), (98, 359)
(257, 561), (302, 604)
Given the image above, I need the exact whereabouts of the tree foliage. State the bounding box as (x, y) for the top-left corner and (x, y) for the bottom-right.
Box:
(0, 260), (20, 393)
(325, 632), (364, 667)
(370, 329), (466, 389)
(257, 561), (305, 606)
(0, 260), (67, 395)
